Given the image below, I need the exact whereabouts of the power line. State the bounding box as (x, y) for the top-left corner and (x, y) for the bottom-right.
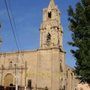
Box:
(4, 1), (20, 89)
(4, 0), (24, 63)
(4, 0), (20, 52)
(8, 0), (22, 51)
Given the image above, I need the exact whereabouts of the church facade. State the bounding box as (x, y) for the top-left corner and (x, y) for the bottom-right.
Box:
(0, 0), (78, 90)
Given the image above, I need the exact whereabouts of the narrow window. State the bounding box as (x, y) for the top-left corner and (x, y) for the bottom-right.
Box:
(66, 71), (68, 78)
(47, 33), (51, 46)
(9, 61), (12, 68)
(60, 63), (63, 72)
(28, 79), (32, 89)
(48, 12), (51, 18)
(45, 86), (48, 90)
(80, 88), (83, 90)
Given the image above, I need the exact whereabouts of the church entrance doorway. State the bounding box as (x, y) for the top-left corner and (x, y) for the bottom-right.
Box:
(4, 73), (15, 90)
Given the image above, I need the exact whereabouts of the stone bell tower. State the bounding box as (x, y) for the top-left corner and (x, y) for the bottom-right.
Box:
(40, 0), (63, 49)
(38, 1), (66, 90)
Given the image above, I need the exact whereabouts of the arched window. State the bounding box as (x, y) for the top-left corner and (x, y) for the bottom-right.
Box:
(80, 88), (83, 90)
(9, 61), (12, 68)
(60, 63), (63, 72)
(47, 33), (51, 45)
(48, 12), (51, 18)
(45, 86), (48, 90)
(66, 71), (68, 78)
(28, 79), (32, 89)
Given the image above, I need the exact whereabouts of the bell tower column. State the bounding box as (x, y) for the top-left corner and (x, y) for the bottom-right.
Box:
(38, 1), (66, 90)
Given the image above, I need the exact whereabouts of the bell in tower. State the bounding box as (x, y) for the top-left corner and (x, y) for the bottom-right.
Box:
(40, 0), (63, 49)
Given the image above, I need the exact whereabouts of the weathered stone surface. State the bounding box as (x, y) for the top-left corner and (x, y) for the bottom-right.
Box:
(0, 0), (89, 90)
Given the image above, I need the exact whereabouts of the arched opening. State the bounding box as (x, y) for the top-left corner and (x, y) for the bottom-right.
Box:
(60, 63), (63, 72)
(4, 73), (15, 87)
(47, 33), (51, 46)
(28, 79), (32, 89)
(48, 12), (52, 18)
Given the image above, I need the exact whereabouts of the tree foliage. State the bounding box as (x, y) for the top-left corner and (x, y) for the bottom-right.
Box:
(0, 23), (2, 44)
(68, 0), (90, 83)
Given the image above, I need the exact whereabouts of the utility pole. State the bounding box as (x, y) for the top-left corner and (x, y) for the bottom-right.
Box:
(25, 61), (27, 90)
(0, 24), (3, 86)
(0, 65), (3, 86)
(14, 63), (18, 90)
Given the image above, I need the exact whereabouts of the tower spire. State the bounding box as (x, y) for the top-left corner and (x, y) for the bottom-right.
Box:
(48, 0), (56, 9)
(40, 0), (62, 49)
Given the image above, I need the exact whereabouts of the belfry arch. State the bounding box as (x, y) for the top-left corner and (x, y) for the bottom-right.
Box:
(4, 73), (15, 87)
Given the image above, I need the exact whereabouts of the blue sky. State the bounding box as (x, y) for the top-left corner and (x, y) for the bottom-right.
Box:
(0, 0), (79, 67)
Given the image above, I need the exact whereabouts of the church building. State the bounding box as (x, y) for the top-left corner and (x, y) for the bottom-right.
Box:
(0, 0), (78, 90)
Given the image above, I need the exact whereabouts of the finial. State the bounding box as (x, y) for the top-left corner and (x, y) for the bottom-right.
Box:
(48, 0), (55, 9)
(51, 0), (54, 1)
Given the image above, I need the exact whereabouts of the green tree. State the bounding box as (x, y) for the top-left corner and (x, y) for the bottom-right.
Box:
(0, 23), (1, 28)
(68, 0), (90, 83)
(0, 23), (2, 44)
